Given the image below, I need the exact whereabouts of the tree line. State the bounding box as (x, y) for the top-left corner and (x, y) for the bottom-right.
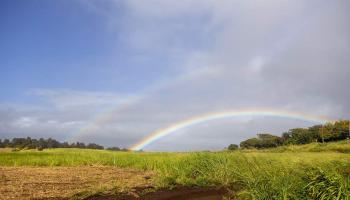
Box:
(228, 120), (350, 150)
(0, 137), (124, 151)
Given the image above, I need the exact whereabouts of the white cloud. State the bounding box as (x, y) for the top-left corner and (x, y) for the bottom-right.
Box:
(13, 117), (37, 128)
(28, 89), (133, 109)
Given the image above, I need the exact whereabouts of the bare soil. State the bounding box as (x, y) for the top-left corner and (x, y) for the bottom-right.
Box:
(0, 166), (153, 200)
(86, 186), (231, 200)
(0, 167), (232, 200)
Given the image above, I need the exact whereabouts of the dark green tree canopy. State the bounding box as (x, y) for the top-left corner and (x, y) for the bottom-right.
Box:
(239, 120), (349, 149)
(0, 137), (116, 151)
(228, 144), (239, 150)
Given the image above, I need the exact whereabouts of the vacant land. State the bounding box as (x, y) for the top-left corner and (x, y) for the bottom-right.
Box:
(0, 166), (153, 199)
(1, 141), (350, 199)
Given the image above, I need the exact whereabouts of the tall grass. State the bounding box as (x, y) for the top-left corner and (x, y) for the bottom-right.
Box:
(153, 152), (350, 199)
(1, 141), (350, 199)
(257, 140), (350, 153)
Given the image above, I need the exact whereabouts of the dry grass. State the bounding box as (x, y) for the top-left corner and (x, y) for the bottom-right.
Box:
(0, 148), (13, 153)
(0, 166), (154, 200)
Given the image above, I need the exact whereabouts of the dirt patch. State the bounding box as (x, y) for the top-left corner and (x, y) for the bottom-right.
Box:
(86, 186), (231, 200)
(0, 166), (153, 200)
(0, 148), (13, 153)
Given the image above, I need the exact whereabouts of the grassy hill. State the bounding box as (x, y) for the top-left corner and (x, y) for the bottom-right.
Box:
(244, 139), (350, 153)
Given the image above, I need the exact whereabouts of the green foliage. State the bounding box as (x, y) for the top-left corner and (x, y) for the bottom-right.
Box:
(323, 121), (350, 142)
(287, 128), (314, 144)
(240, 133), (282, 149)
(106, 147), (121, 151)
(240, 120), (350, 149)
(228, 144), (239, 151)
(240, 138), (260, 149)
(245, 140), (350, 154)
(0, 137), (106, 150)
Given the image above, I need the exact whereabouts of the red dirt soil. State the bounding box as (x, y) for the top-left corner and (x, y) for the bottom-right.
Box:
(86, 186), (231, 200)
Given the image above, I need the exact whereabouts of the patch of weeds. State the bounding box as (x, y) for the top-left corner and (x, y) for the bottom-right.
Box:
(108, 183), (132, 194)
(155, 175), (177, 188)
(69, 184), (130, 200)
(137, 187), (157, 196)
(304, 167), (349, 199)
(69, 190), (98, 200)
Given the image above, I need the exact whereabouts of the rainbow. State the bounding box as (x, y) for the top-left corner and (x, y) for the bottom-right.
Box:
(129, 109), (334, 151)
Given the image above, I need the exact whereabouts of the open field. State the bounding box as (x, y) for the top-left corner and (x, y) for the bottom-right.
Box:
(0, 166), (153, 200)
(1, 141), (350, 199)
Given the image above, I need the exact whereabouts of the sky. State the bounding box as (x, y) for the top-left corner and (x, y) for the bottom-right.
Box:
(0, 0), (349, 151)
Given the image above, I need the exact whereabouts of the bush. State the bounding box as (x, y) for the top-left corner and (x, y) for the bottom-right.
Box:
(37, 146), (45, 151)
(228, 144), (239, 151)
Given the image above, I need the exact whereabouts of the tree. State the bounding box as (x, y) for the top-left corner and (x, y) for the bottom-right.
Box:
(256, 133), (283, 148)
(3, 139), (10, 147)
(332, 120), (350, 140)
(0, 137), (109, 150)
(240, 133), (282, 149)
(228, 144), (239, 151)
(61, 142), (69, 148)
(240, 138), (260, 149)
(308, 125), (322, 142)
(27, 138), (38, 149)
(38, 138), (47, 149)
(107, 147), (121, 151)
(281, 132), (291, 143)
(287, 128), (313, 144)
(87, 143), (104, 150)
(47, 138), (60, 148)
(76, 142), (86, 148)
(11, 138), (28, 149)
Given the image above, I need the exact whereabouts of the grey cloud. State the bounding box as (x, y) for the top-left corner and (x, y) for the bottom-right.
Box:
(94, 0), (350, 150)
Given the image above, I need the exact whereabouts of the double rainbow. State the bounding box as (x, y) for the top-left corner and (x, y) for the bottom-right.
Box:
(129, 109), (334, 151)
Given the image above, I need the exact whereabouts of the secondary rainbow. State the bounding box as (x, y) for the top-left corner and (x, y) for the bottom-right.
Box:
(129, 109), (334, 151)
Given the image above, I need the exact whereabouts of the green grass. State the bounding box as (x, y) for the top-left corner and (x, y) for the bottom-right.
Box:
(255, 140), (350, 153)
(1, 141), (350, 199)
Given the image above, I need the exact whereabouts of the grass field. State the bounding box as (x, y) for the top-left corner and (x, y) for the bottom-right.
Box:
(1, 141), (350, 199)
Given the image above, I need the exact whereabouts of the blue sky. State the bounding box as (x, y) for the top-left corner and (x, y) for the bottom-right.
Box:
(0, 0), (182, 101)
(1, 0), (350, 150)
